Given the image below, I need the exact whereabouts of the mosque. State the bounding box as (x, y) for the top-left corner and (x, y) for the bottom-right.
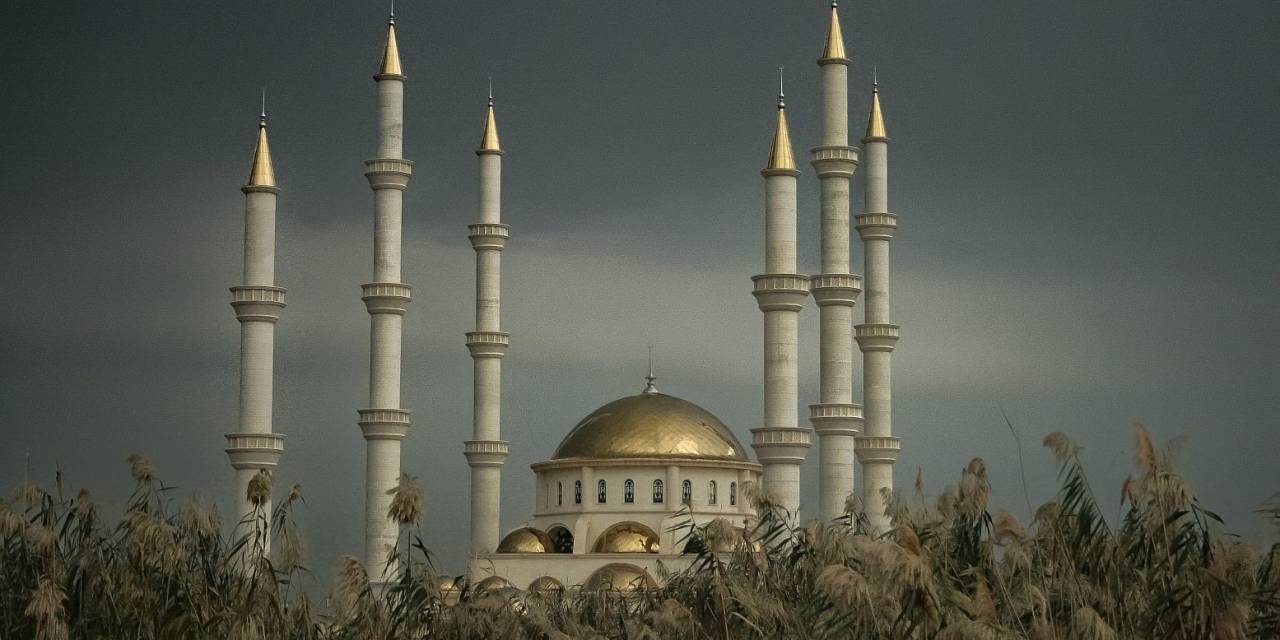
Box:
(223, 2), (901, 592)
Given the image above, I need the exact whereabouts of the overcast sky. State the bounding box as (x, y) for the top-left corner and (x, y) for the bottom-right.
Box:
(2, 1), (1278, 587)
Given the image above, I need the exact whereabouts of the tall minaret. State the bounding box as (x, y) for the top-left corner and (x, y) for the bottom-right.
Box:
(854, 79), (901, 533)
(809, 1), (864, 523)
(464, 86), (510, 557)
(225, 103), (286, 547)
(750, 73), (811, 521)
(358, 9), (414, 577)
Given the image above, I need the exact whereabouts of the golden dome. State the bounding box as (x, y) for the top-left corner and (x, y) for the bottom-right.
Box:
(583, 563), (656, 592)
(474, 576), (514, 595)
(592, 522), (660, 554)
(528, 576), (565, 594)
(496, 527), (553, 553)
(553, 392), (748, 461)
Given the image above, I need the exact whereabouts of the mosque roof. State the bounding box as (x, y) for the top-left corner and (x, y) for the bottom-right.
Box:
(551, 392), (750, 461)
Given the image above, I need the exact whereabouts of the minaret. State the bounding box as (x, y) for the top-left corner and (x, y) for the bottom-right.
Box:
(809, 1), (864, 523)
(225, 102), (286, 547)
(464, 85), (510, 558)
(750, 73), (811, 521)
(855, 78), (901, 533)
(358, 9), (414, 578)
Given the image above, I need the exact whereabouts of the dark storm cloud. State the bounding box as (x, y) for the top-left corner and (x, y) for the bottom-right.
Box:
(2, 1), (1278, 588)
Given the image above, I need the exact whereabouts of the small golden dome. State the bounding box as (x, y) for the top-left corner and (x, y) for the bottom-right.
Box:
(496, 527), (553, 553)
(528, 576), (565, 594)
(584, 563), (656, 592)
(474, 576), (514, 595)
(553, 393), (748, 461)
(593, 522), (660, 554)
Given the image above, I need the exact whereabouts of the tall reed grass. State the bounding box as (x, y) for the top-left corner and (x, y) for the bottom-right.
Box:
(2, 426), (1276, 638)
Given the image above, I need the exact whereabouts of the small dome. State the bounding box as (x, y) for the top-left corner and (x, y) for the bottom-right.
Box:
(584, 563), (656, 591)
(496, 527), (553, 553)
(553, 392), (748, 461)
(474, 576), (514, 595)
(528, 576), (565, 594)
(593, 521), (660, 553)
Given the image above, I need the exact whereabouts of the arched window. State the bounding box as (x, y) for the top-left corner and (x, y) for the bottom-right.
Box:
(681, 479), (692, 505)
(598, 479), (607, 504)
(653, 479), (664, 503)
(729, 481), (737, 506)
(624, 479), (635, 503)
(708, 480), (718, 505)
(557, 481), (563, 506)
(574, 481), (582, 504)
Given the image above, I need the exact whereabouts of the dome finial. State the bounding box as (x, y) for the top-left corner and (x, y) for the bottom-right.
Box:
(777, 66), (785, 108)
(643, 345), (658, 394)
(388, 0), (395, 24)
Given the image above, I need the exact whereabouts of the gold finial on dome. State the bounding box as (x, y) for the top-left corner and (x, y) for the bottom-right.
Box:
(819, 1), (848, 63)
(246, 95), (276, 188)
(765, 68), (797, 172)
(378, 5), (403, 77)
(865, 76), (887, 140)
(479, 79), (501, 151)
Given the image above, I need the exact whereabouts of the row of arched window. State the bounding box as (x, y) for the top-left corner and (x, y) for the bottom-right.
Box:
(557, 478), (737, 507)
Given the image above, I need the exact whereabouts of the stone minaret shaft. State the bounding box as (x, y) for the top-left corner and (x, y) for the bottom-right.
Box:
(855, 83), (901, 533)
(750, 85), (811, 520)
(809, 2), (864, 523)
(226, 110), (286, 548)
(465, 93), (510, 556)
(359, 14), (413, 577)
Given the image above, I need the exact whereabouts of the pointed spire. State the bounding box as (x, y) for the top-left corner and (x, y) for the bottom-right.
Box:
(479, 79), (501, 151)
(820, 1), (848, 63)
(765, 68), (797, 172)
(642, 346), (658, 395)
(865, 77), (887, 140)
(246, 100), (276, 188)
(378, 5), (403, 77)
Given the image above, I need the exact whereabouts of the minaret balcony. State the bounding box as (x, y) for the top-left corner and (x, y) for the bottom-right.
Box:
(364, 158), (414, 190)
(358, 408), (411, 440)
(855, 213), (898, 240)
(464, 440), (510, 467)
(468, 223), (510, 251)
(361, 282), (412, 315)
(224, 432), (286, 469)
(809, 403), (863, 437)
(750, 427), (812, 464)
(809, 274), (862, 306)
(855, 436), (901, 463)
(466, 331), (510, 358)
(809, 145), (858, 177)
(751, 274), (810, 312)
(855, 324), (900, 352)
(230, 286), (286, 322)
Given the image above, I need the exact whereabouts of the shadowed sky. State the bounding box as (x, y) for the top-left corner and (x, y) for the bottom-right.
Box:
(2, 1), (1278, 587)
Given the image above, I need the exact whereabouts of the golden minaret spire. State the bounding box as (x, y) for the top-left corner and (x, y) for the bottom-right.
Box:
(246, 90), (276, 188)
(865, 73), (887, 140)
(765, 67), (797, 171)
(378, 2), (403, 76)
(820, 1), (848, 62)
(480, 78), (501, 151)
